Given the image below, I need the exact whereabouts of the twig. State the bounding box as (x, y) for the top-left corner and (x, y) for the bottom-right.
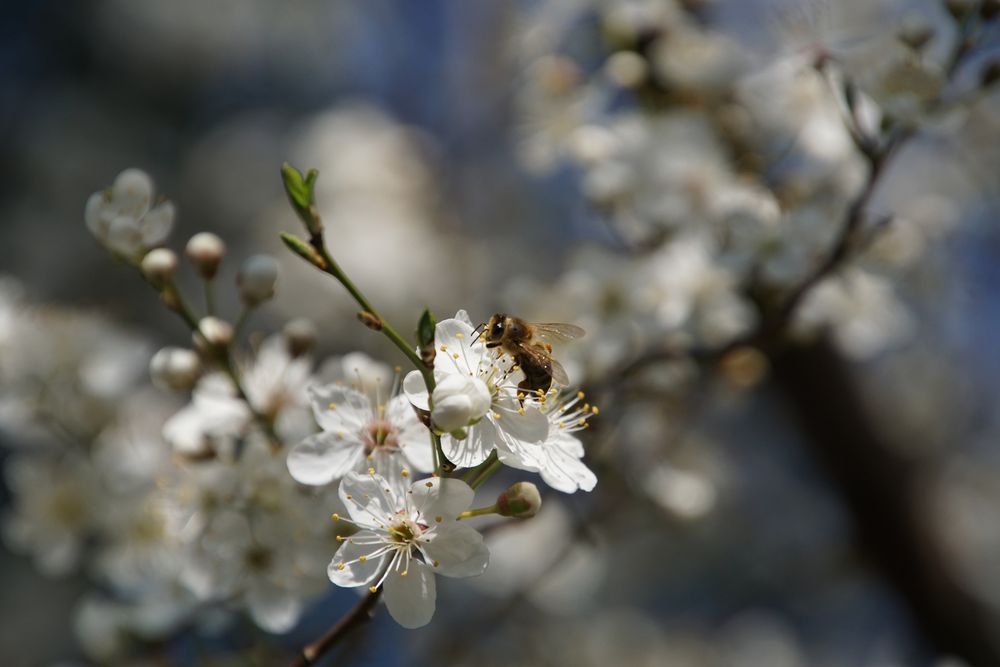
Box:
(289, 588), (382, 667)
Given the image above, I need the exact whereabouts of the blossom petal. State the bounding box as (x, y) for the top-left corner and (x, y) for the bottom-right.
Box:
(383, 560), (436, 629)
(309, 384), (371, 433)
(140, 201), (175, 246)
(287, 432), (365, 486)
(327, 531), (387, 587)
(339, 471), (400, 526)
(443, 421), (494, 468)
(537, 434), (597, 493)
(422, 523), (489, 578)
(402, 371), (429, 411)
(409, 477), (474, 521)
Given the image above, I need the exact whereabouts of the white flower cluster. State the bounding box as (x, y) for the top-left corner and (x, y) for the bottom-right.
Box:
(509, 0), (968, 365)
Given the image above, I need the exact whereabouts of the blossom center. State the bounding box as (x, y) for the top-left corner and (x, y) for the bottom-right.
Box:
(363, 417), (400, 454)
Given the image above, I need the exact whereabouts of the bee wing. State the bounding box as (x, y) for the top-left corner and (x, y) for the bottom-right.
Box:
(549, 356), (570, 386)
(532, 323), (585, 343)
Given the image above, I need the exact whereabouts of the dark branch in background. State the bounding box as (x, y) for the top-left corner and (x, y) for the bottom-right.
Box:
(289, 589), (382, 667)
(771, 342), (1000, 666)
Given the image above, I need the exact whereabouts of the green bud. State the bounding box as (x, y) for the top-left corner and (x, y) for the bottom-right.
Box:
(497, 482), (542, 519)
(279, 232), (326, 269)
(280, 163), (323, 237)
(417, 308), (436, 366)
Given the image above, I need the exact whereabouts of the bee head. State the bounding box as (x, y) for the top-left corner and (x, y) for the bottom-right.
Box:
(485, 313), (506, 343)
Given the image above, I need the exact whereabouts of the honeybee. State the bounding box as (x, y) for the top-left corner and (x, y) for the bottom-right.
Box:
(478, 313), (585, 396)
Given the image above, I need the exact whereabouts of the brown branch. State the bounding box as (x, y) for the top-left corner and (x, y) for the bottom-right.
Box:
(289, 589), (382, 667)
(770, 340), (1000, 667)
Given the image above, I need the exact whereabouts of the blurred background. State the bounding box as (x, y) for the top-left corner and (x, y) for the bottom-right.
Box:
(3, 0), (1000, 665)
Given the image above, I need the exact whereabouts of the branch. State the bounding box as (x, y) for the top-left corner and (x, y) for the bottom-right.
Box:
(289, 589), (382, 667)
(770, 340), (1000, 666)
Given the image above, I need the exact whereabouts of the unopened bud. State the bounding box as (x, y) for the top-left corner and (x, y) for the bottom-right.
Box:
(140, 248), (178, 287)
(149, 347), (202, 391)
(605, 50), (648, 88)
(237, 254), (278, 306)
(185, 232), (226, 279)
(357, 311), (383, 331)
(196, 316), (233, 348)
(497, 482), (542, 519)
(283, 318), (317, 357)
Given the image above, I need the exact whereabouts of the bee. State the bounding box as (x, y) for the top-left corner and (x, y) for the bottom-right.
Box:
(477, 313), (585, 396)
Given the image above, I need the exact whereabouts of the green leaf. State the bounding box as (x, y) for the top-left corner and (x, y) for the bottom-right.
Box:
(279, 232), (325, 268)
(280, 163), (323, 236)
(417, 308), (436, 348)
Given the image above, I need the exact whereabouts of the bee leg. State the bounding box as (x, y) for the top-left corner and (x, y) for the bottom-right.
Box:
(485, 342), (502, 349)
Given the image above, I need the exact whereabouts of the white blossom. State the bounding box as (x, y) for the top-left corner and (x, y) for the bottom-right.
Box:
(85, 168), (175, 259)
(403, 310), (549, 469)
(287, 384), (433, 495)
(328, 471), (489, 628)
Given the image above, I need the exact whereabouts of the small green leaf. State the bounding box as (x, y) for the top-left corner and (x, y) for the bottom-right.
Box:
(279, 232), (325, 269)
(416, 308), (436, 348)
(280, 163), (323, 236)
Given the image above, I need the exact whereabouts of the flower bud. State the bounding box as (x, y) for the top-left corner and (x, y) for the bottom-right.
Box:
(431, 374), (491, 434)
(605, 50), (647, 89)
(185, 232), (226, 279)
(149, 347), (201, 391)
(196, 316), (233, 348)
(497, 482), (542, 519)
(283, 318), (317, 357)
(237, 254), (278, 306)
(140, 248), (178, 287)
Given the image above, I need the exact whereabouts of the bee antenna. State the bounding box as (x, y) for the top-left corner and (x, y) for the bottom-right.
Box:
(472, 322), (486, 339)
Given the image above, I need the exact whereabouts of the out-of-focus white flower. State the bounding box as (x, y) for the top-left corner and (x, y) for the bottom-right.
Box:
(403, 311), (549, 469)
(85, 168), (175, 259)
(140, 247), (178, 287)
(287, 384), (432, 494)
(328, 471), (488, 628)
(164, 335), (313, 456)
(2, 453), (101, 576)
(793, 268), (912, 359)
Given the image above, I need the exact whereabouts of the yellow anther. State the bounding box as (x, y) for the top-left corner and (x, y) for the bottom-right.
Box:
(368, 467), (376, 475)
(455, 332), (465, 339)
(359, 555), (367, 562)
(394, 366), (402, 373)
(337, 563), (346, 570)
(591, 406), (599, 414)
(434, 515), (443, 523)
(425, 481), (434, 488)
(536, 389), (545, 397)
(336, 535), (345, 542)
(453, 353), (460, 359)
(517, 392), (525, 400)
(578, 418), (586, 426)
(345, 495), (353, 500)
(400, 570), (408, 577)
(331, 513), (340, 521)
(493, 411), (501, 420)
(439, 344), (448, 352)
(433, 560), (440, 567)
(518, 407), (525, 415)
(328, 402), (337, 410)
(401, 469), (410, 478)
(577, 390), (585, 399)
(369, 585), (378, 593)
(559, 420), (566, 428)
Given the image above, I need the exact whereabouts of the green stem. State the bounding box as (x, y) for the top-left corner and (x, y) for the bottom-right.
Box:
(154, 274), (282, 453)
(203, 279), (217, 316)
(233, 304), (253, 339)
(469, 455), (503, 490)
(289, 235), (450, 473)
(458, 504), (499, 520)
(462, 450), (499, 485)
